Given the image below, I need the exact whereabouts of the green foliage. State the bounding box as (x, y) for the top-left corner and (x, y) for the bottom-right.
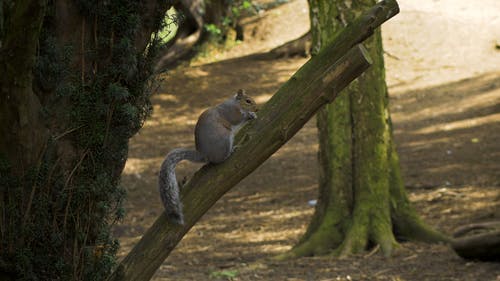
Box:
(230, 0), (254, 18)
(209, 269), (239, 280)
(205, 23), (223, 36)
(154, 6), (181, 45)
(205, 0), (255, 41)
(0, 0), (167, 279)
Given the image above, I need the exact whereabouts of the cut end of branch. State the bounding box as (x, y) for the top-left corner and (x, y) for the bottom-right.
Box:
(321, 44), (372, 103)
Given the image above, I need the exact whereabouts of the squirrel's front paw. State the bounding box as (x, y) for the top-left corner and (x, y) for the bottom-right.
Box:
(248, 112), (257, 120)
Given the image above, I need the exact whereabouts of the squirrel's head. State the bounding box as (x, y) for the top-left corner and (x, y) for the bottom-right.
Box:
(234, 89), (258, 119)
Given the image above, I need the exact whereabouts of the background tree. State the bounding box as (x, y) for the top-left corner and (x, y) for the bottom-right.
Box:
(154, 0), (254, 71)
(0, 0), (169, 279)
(285, 0), (449, 258)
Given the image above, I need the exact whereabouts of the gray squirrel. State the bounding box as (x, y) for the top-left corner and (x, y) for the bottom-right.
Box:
(159, 89), (258, 225)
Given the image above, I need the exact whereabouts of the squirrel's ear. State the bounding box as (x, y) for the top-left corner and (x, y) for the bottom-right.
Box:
(234, 89), (245, 99)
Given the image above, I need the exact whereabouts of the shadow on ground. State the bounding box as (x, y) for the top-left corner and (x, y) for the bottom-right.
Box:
(391, 73), (500, 187)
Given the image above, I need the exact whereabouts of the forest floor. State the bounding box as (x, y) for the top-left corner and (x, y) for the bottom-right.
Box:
(113, 0), (500, 280)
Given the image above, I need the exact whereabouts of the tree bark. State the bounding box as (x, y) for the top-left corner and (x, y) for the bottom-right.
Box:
(1, 0), (170, 279)
(285, 0), (447, 259)
(0, 1), (47, 279)
(0, 0), (48, 173)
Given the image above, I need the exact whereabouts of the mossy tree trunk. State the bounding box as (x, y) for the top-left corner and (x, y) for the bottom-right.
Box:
(286, 0), (449, 258)
(0, 1), (169, 280)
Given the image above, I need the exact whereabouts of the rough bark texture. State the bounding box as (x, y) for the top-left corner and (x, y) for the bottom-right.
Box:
(0, 0), (170, 279)
(286, 0), (448, 259)
(0, 2), (47, 280)
(0, 0), (48, 174)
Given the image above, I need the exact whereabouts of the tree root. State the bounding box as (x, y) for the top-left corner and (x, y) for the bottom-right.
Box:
(451, 221), (500, 261)
(283, 220), (344, 258)
(390, 183), (450, 243)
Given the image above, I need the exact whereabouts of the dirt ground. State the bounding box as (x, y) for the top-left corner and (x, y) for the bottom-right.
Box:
(113, 0), (500, 280)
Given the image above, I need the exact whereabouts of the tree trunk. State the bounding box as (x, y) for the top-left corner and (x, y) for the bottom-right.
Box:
(0, 0), (48, 174)
(0, 2), (48, 279)
(0, 1), (169, 279)
(108, 1), (403, 280)
(285, 0), (448, 259)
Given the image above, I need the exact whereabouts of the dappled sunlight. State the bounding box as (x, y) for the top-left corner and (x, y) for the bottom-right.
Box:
(182, 211), (310, 256)
(254, 93), (273, 104)
(217, 228), (300, 254)
(163, 187), (316, 260)
(425, 163), (469, 175)
(398, 136), (451, 148)
(123, 157), (162, 175)
(150, 102), (199, 120)
(182, 67), (211, 78)
(391, 73), (500, 124)
(145, 107), (197, 127)
(167, 183), (317, 257)
(393, 79), (499, 109)
(152, 93), (179, 103)
(391, 72), (500, 187)
(216, 209), (308, 241)
(409, 186), (499, 232)
(414, 112), (500, 135)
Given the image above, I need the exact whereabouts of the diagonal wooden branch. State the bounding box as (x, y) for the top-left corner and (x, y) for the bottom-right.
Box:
(108, 1), (399, 280)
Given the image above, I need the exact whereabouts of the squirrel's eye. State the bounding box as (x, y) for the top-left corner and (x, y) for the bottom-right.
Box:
(245, 99), (252, 104)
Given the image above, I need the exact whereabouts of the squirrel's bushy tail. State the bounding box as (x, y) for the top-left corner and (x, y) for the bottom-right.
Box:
(159, 148), (206, 225)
